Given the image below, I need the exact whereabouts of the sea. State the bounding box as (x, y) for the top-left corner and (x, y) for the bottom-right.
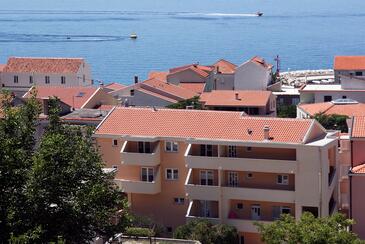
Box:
(0, 0), (365, 84)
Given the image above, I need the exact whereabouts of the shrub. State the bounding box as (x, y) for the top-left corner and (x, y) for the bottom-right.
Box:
(124, 227), (155, 237)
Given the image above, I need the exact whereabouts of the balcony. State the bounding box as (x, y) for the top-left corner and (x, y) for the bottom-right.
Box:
(120, 141), (160, 166)
(185, 144), (297, 173)
(225, 218), (270, 233)
(186, 200), (220, 225)
(114, 167), (161, 194)
(185, 169), (220, 201)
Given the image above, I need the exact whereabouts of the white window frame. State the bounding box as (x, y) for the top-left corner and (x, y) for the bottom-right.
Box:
(165, 141), (178, 152)
(228, 171), (239, 187)
(112, 139), (118, 147)
(61, 76), (66, 84)
(228, 145), (237, 158)
(277, 174), (289, 185)
(200, 170), (214, 185)
(141, 167), (154, 182)
(14, 75), (19, 83)
(280, 206), (291, 215)
(166, 168), (179, 180)
(138, 141), (151, 153)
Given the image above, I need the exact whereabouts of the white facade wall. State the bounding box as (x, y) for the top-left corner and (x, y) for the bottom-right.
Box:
(112, 88), (173, 107)
(234, 61), (271, 90)
(167, 69), (206, 85)
(213, 73), (234, 90)
(339, 75), (365, 90)
(300, 91), (365, 103)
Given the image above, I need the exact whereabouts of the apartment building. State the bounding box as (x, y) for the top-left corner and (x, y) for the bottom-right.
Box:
(94, 107), (338, 244)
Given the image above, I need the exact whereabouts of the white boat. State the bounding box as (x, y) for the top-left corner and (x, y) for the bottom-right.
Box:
(130, 33), (137, 39)
(256, 12), (263, 17)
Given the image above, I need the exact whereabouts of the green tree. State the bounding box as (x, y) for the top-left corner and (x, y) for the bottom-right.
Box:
(255, 212), (364, 244)
(277, 104), (297, 118)
(313, 113), (349, 132)
(166, 96), (202, 109)
(174, 219), (238, 244)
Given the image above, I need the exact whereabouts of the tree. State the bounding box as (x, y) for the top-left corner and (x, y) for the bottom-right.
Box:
(166, 96), (202, 109)
(277, 104), (297, 118)
(255, 212), (364, 244)
(313, 113), (349, 132)
(174, 219), (238, 244)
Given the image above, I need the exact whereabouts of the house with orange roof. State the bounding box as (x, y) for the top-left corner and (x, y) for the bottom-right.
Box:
(200, 90), (276, 116)
(0, 57), (93, 93)
(104, 82), (126, 92)
(212, 59), (237, 90)
(93, 107), (338, 243)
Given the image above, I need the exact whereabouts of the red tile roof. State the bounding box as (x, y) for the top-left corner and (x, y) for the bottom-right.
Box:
(23, 85), (97, 109)
(104, 82), (126, 91)
(200, 90), (272, 107)
(0, 64), (6, 72)
(351, 116), (365, 138)
(351, 163), (365, 174)
(299, 102), (365, 117)
(334, 56), (365, 70)
(251, 56), (273, 70)
(179, 82), (206, 94)
(3, 57), (84, 74)
(169, 64), (211, 78)
(137, 88), (179, 103)
(95, 107), (320, 144)
(213, 59), (237, 74)
(148, 71), (168, 81)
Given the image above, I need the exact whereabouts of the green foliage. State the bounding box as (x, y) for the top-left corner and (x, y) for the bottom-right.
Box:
(277, 104), (297, 118)
(130, 214), (164, 236)
(125, 227), (155, 237)
(166, 96), (202, 109)
(313, 113), (349, 132)
(255, 212), (364, 244)
(174, 219), (238, 244)
(0, 94), (131, 243)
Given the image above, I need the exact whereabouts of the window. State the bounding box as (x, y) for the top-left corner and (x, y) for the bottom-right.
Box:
(342, 96), (347, 99)
(166, 227), (173, 233)
(29, 76), (33, 84)
(246, 172), (253, 179)
(281, 207), (291, 215)
(141, 167), (154, 182)
(165, 141), (178, 152)
(355, 71), (363, 76)
(166, 168), (178, 180)
(45, 76), (50, 84)
(14, 76), (19, 83)
(228, 171), (238, 187)
(302, 206), (318, 217)
(174, 198), (184, 205)
(324, 95), (332, 102)
(61, 76), (66, 84)
(200, 170), (214, 185)
(292, 97), (300, 105)
(272, 206), (291, 220)
(236, 203), (243, 210)
(251, 205), (261, 220)
(112, 139), (118, 147)
(200, 144), (213, 156)
(277, 175), (289, 185)
(228, 145), (237, 157)
(112, 165), (118, 169)
(130, 89), (135, 96)
(138, 141), (151, 153)
(246, 147), (252, 152)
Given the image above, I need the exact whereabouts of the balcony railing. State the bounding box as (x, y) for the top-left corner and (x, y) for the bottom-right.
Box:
(184, 169), (220, 201)
(120, 141), (160, 166)
(186, 201), (220, 225)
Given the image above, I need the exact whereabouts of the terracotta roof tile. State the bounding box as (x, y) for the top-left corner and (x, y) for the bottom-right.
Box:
(142, 78), (198, 99)
(299, 102), (365, 117)
(23, 85), (97, 109)
(3, 57), (84, 74)
(0, 64), (6, 72)
(200, 90), (272, 107)
(213, 59), (237, 74)
(334, 56), (365, 70)
(137, 88), (179, 103)
(351, 163), (365, 174)
(179, 82), (206, 94)
(251, 56), (273, 70)
(104, 82), (126, 91)
(95, 107), (317, 143)
(169, 65), (211, 78)
(148, 71), (168, 81)
(352, 116), (365, 138)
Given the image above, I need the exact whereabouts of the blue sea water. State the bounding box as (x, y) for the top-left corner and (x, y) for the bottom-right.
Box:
(0, 0), (365, 84)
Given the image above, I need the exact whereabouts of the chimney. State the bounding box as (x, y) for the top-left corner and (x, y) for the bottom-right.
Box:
(263, 126), (270, 140)
(134, 75), (139, 84)
(235, 92), (240, 100)
(216, 66), (220, 74)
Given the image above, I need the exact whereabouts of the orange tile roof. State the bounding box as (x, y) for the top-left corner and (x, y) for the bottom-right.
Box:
(351, 116), (365, 138)
(299, 102), (365, 117)
(23, 85), (97, 109)
(351, 163), (365, 174)
(3, 57), (84, 74)
(95, 107), (318, 144)
(137, 88), (179, 103)
(169, 65), (211, 78)
(0, 64), (6, 72)
(179, 82), (206, 94)
(251, 56), (273, 70)
(200, 90), (272, 107)
(148, 71), (168, 81)
(142, 78), (198, 100)
(213, 59), (237, 74)
(334, 56), (365, 70)
(104, 82), (126, 91)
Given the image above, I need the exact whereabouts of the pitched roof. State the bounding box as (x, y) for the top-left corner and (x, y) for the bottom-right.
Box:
(104, 82), (126, 91)
(23, 85), (98, 109)
(213, 59), (237, 74)
(351, 116), (365, 138)
(351, 163), (365, 174)
(299, 102), (365, 117)
(200, 90), (272, 107)
(334, 56), (365, 70)
(169, 64), (211, 78)
(137, 88), (179, 103)
(179, 82), (206, 94)
(0, 64), (6, 72)
(3, 57), (84, 74)
(251, 56), (273, 70)
(95, 107), (320, 144)
(148, 71), (168, 81)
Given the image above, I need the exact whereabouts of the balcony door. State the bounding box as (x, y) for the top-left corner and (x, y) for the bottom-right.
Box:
(200, 200), (212, 217)
(228, 145), (237, 158)
(141, 167), (154, 182)
(251, 205), (261, 220)
(228, 171), (238, 187)
(200, 144), (213, 157)
(138, 141), (151, 153)
(200, 170), (214, 185)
